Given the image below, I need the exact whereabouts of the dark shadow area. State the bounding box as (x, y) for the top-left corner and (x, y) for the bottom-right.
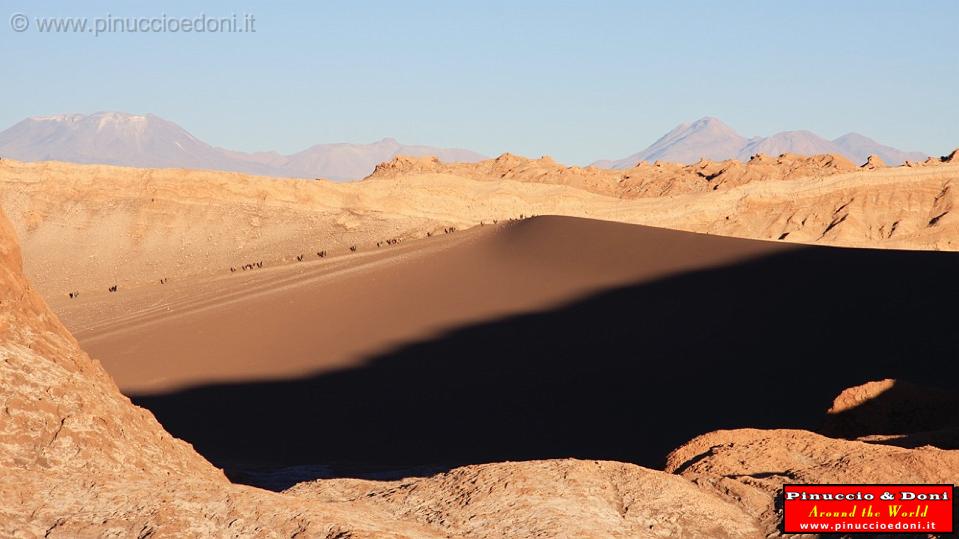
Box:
(821, 379), (959, 439)
(133, 245), (959, 488)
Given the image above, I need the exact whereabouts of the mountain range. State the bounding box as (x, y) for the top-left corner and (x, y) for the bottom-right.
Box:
(0, 113), (929, 179)
(591, 117), (927, 168)
(0, 112), (487, 181)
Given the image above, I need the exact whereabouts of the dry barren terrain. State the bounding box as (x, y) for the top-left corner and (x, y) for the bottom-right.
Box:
(3, 151), (959, 537)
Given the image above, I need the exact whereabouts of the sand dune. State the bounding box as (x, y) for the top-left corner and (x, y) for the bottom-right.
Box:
(60, 216), (792, 394)
(48, 214), (958, 480)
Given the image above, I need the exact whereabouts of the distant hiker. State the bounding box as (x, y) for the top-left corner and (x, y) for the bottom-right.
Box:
(108, 285), (117, 293)
(350, 245), (357, 252)
(317, 251), (326, 258)
(231, 267), (236, 273)
(296, 254), (304, 262)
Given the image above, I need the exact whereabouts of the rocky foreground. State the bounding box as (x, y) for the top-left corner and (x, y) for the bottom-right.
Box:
(2, 196), (959, 536)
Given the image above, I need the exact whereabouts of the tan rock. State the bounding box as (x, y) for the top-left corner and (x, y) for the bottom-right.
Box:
(862, 153), (886, 169)
(666, 428), (959, 535)
(288, 459), (763, 539)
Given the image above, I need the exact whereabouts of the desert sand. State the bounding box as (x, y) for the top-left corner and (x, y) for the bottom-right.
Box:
(57, 217), (794, 394)
(4, 150), (959, 536)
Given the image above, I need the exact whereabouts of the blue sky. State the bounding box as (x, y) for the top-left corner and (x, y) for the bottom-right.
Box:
(1, 0), (956, 164)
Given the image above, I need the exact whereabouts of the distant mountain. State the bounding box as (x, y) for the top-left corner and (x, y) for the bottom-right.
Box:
(592, 117), (747, 168)
(278, 138), (486, 181)
(593, 117), (927, 168)
(737, 130), (840, 161)
(0, 112), (487, 180)
(831, 133), (927, 166)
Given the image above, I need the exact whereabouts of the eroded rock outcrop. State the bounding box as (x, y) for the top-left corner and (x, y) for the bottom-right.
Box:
(288, 459), (763, 539)
(862, 153), (886, 169)
(365, 151), (859, 198)
(666, 428), (959, 536)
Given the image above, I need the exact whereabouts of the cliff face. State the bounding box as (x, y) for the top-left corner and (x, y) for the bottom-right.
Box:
(0, 207), (215, 478)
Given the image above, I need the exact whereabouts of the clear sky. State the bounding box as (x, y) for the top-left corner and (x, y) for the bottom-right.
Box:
(1, 0), (956, 164)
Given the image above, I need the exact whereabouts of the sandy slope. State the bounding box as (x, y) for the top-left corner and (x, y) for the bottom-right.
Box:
(55, 217), (792, 394)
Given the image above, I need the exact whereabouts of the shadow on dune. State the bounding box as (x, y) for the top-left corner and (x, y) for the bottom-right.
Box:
(133, 244), (959, 489)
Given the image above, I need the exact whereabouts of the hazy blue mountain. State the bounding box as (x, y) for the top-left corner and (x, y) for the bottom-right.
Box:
(0, 112), (486, 180)
(593, 118), (927, 168)
(831, 132), (927, 165)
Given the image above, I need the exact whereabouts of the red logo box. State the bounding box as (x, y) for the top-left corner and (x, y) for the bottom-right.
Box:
(783, 484), (955, 535)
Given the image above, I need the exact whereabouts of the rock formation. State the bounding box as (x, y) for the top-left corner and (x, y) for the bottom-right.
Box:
(666, 428), (959, 536)
(288, 460), (763, 538)
(862, 153), (886, 169)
